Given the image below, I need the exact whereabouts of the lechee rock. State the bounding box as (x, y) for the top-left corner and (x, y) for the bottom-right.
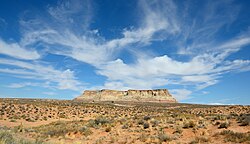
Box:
(74, 89), (177, 103)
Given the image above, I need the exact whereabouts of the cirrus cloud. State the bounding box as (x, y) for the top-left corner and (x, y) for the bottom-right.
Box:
(0, 0), (249, 101)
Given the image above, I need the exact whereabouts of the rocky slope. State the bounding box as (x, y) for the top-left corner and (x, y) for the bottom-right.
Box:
(74, 89), (177, 103)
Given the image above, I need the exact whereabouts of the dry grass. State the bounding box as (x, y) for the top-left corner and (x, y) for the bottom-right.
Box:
(0, 130), (44, 144)
(0, 98), (249, 143)
(215, 130), (250, 143)
(190, 136), (210, 144)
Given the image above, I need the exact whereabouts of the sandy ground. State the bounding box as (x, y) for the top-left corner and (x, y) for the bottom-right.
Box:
(0, 98), (249, 144)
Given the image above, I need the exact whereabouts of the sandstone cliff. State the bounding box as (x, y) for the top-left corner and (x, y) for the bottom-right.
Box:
(74, 89), (177, 103)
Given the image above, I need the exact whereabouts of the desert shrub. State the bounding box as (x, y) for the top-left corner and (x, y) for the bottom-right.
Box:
(11, 115), (20, 120)
(0, 130), (14, 144)
(143, 116), (151, 121)
(9, 119), (16, 122)
(87, 117), (111, 128)
(105, 126), (111, 132)
(240, 119), (250, 126)
(173, 126), (183, 134)
(218, 130), (250, 143)
(213, 115), (226, 121)
(87, 119), (98, 128)
(58, 114), (67, 119)
(138, 134), (148, 142)
(13, 124), (24, 133)
(150, 119), (159, 127)
(122, 123), (129, 129)
(94, 117), (111, 125)
(239, 115), (250, 126)
(42, 117), (47, 121)
(143, 122), (150, 129)
(35, 121), (74, 137)
(183, 121), (196, 129)
(138, 119), (144, 125)
(117, 118), (126, 125)
(158, 132), (171, 142)
(0, 130), (43, 144)
(218, 122), (229, 129)
(80, 126), (93, 136)
(17, 139), (44, 144)
(189, 136), (210, 144)
(214, 121), (220, 125)
(25, 118), (35, 122)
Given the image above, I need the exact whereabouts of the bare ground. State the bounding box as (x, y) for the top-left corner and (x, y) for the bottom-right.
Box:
(0, 98), (249, 144)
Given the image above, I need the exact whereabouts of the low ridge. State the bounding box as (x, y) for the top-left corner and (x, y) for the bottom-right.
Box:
(74, 89), (177, 103)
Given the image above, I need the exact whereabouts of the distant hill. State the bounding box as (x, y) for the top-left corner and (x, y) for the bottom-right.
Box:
(74, 89), (177, 103)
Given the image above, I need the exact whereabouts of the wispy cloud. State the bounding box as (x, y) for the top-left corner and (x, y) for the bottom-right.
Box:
(96, 44), (250, 91)
(92, 0), (249, 99)
(0, 0), (249, 100)
(17, 0), (179, 66)
(0, 58), (84, 91)
(177, 0), (241, 55)
(42, 91), (56, 96)
(48, 0), (93, 30)
(7, 82), (40, 88)
(0, 39), (40, 60)
(169, 89), (192, 100)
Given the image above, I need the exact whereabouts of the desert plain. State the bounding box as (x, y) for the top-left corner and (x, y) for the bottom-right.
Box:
(0, 98), (249, 144)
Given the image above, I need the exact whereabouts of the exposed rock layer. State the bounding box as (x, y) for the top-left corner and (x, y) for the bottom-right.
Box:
(75, 89), (177, 103)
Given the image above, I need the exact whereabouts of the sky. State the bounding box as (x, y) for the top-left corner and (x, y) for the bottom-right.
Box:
(0, 0), (250, 104)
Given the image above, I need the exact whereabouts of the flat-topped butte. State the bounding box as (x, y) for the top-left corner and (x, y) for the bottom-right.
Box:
(75, 89), (177, 103)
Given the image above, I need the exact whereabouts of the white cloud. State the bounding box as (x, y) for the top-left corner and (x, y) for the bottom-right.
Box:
(218, 37), (250, 50)
(0, 58), (84, 91)
(90, 81), (131, 91)
(182, 75), (215, 83)
(0, 39), (40, 60)
(96, 46), (250, 91)
(97, 56), (210, 79)
(0, 0), (250, 101)
(169, 89), (192, 101)
(17, 0), (180, 67)
(43, 91), (56, 96)
(18, 0), (248, 93)
(202, 91), (209, 95)
(207, 103), (235, 105)
(47, 0), (93, 30)
(177, 0), (241, 55)
(7, 82), (40, 88)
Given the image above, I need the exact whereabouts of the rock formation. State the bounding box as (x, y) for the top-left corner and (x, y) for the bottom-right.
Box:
(74, 89), (177, 103)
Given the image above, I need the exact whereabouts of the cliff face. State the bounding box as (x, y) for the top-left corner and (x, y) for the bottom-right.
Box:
(75, 89), (177, 103)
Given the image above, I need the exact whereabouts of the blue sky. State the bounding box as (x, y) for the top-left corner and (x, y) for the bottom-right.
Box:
(0, 0), (250, 104)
